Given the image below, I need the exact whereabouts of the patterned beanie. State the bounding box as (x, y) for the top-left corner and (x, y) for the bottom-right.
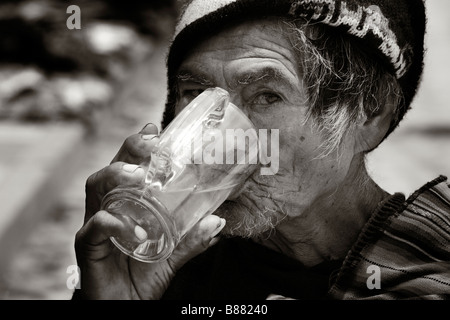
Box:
(162, 0), (426, 137)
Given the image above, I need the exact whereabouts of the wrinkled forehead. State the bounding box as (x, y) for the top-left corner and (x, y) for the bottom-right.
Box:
(178, 17), (296, 63)
(176, 20), (303, 101)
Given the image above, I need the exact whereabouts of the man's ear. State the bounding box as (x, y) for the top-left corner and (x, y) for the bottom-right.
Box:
(354, 101), (396, 154)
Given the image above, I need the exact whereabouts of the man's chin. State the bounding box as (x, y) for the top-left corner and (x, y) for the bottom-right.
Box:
(213, 198), (282, 239)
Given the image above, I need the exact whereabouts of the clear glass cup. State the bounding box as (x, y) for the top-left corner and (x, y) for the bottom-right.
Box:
(101, 87), (259, 263)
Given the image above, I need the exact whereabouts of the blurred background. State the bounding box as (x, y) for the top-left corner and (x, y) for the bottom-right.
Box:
(0, 0), (448, 299)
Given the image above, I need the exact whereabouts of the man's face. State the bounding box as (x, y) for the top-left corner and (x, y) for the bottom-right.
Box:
(174, 18), (356, 237)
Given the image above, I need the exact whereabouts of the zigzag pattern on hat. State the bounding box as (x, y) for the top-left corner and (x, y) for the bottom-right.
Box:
(289, 0), (411, 78)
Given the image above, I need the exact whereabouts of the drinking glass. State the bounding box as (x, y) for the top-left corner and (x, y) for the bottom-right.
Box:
(101, 87), (259, 262)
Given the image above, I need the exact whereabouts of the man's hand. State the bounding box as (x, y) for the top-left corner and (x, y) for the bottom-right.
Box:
(74, 123), (225, 299)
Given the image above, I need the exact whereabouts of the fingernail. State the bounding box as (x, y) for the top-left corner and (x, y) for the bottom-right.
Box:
(139, 123), (158, 134)
(134, 225), (148, 241)
(218, 218), (226, 229)
(123, 164), (141, 173)
(141, 134), (158, 141)
(211, 218), (226, 238)
(208, 237), (220, 247)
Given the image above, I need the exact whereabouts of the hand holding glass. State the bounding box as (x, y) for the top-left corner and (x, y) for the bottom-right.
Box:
(101, 88), (259, 262)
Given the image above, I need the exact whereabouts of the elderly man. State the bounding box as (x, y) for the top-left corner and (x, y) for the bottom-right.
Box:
(74, 0), (450, 300)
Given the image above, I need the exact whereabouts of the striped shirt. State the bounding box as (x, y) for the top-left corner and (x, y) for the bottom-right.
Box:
(329, 175), (450, 299)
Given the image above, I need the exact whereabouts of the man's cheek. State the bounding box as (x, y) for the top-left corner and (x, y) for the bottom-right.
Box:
(269, 142), (297, 177)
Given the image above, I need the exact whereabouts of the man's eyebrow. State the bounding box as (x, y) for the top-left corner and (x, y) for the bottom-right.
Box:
(233, 67), (296, 89)
(176, 71), (215, 86)
(176, 66), (298, 89)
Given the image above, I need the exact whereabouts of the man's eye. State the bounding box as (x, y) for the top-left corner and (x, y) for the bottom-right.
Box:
(252, 92), (282, 105)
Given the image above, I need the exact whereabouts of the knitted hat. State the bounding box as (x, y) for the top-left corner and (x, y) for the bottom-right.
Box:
(162, 0), (426, 136)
